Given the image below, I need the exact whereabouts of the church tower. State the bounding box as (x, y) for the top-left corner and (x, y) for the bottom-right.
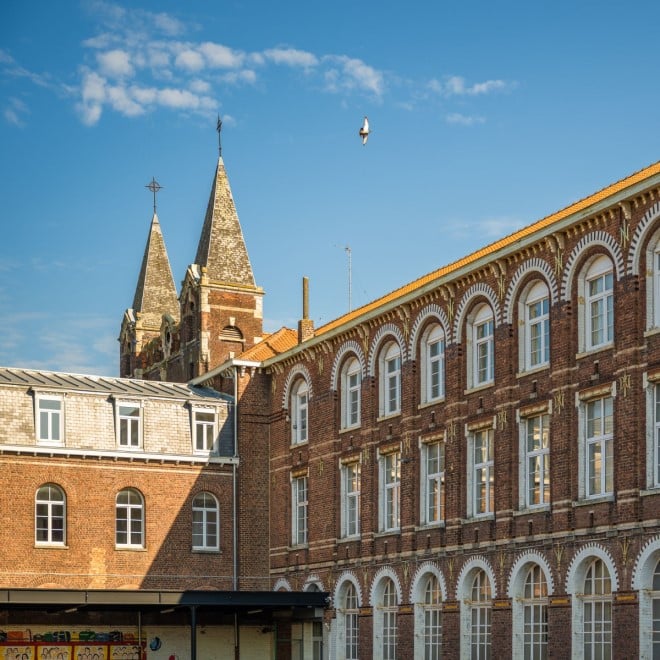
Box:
(120, 129), (264, 382)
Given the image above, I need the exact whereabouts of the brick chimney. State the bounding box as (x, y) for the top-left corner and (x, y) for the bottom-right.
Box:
(298, 276), (314, 343)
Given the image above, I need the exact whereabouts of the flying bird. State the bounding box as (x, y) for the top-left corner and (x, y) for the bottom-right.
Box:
(359, 116), (370, 145)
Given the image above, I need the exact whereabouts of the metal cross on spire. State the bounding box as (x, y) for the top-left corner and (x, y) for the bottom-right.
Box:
(217, 115), (223, 157)
(145, 177), (163, 213)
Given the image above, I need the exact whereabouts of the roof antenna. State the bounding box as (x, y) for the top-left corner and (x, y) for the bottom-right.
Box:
(334, 244), (353, 312)
(217, 115), (223, 157)
(146, 177), (163, 214)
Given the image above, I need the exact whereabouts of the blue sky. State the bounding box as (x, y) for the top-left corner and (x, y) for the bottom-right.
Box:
(2, 0), (660, 377)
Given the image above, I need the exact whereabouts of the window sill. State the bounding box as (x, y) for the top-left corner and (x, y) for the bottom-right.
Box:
(644, 327), (660, 338)
(418, 398), (445, 410)
(36, 441), (65, 448)
(339, 425), (361, 435)
(575, 343), (614, 360)
(374, 529), (400, 538)
(462, 514), (495, 522)
(572, 495), (614, 507)
(415, 521), (446, 531)
(337, 535), (361, 544)
(289, 440), (309, 449)
(376, 412), (401, 423)
(192, 548), (221, 554)
(639, 488), (660, 497)
(117, 445), (143, 452)
(513, 506), (550, 517)
(464, 382), (494, 396)
(35, 543), (68, 549)
(516, 364), (550, 379)
(115, 546), (147, 551)
(289, 544), (309, 551)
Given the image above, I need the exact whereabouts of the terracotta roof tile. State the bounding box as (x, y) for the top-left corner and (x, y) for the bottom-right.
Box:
(316, 159), (660, 336)
(239, 328), (298, 361)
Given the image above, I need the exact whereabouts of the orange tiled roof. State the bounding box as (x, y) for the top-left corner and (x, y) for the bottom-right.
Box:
(316, 159), (660, 336)
(239, 328), (298, 361)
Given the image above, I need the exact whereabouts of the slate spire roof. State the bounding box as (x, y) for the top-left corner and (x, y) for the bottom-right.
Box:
(132, 212), (179, 328)
(194, 156), (256, 287)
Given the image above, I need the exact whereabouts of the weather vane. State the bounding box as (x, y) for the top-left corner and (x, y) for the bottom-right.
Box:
(217, 115), (223, 156)
(146, 177), (163, 213)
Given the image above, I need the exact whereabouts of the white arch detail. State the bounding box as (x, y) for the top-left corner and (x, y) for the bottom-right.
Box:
(504, 259), (558, 324)
(506, 550), (555, 597)
(367, 324), (407, 377)
(629, 201), (660, 275)
(453, 283), (501, 341)
(281, 364), (313, 409)
(303, 573), (325, 592)
(330, 341), (367, 390)
(565, 543), (619, 594)
(455, 555), (498, 600)
(273, 577), (293, 592)
(333, 571), (364, 609)
(632, 534), (660, 591)
(561, 231), (625, 301)
(369, 566), (403, 606)
(409, 304), (451, 358)
(409, 561), (448, 603)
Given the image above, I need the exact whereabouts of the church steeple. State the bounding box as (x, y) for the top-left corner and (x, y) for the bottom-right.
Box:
(194, 155), (256, 287)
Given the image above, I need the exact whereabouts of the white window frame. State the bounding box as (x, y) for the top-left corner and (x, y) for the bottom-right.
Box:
(116, 400), (142, 449)
(521, 281), (550, 371)
(584, 396), (613, 498)
(35, 483), (66, 546)
(379, 451), (401, 532)
(655, 383), (660, 488)
(582, 255), (614, 352)
(342, 581), (360, 660)
(291, 380), (309, 445)
(193, 408), (217, 453)
(421, 325), (445, 403)
(581, 559), (612, 659)
(521, 565), (548, 659)
(291, 474), (308, 546)
(468, 570), (492, 659)
(341, 358), (362, 429)
(420, 439), (445, 525)
(115, 488), (144, 548)
(341, 461), (361, 538)
(379, 342), (402, 417)
(192, 491), (219, 551)
(422, 574), (442, 660)
(36, 394), (64, 446)
(467, 427), (494, 517)
(374, 578), (398, 660)
(519, 412), (550, 509)
(653, 245), (660, 328)
(467, 304), (495, 388)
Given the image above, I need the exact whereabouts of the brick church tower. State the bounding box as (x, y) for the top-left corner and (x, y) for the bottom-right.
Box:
(119, 142), (264, 382)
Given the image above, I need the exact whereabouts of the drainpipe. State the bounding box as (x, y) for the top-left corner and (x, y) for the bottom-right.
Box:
(233, 366), (240, 659)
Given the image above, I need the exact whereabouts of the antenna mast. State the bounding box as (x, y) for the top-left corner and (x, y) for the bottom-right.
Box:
(345, 245), (352, 312)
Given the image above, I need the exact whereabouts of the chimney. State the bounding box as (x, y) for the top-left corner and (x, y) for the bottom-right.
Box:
(298, 276), (314, 343)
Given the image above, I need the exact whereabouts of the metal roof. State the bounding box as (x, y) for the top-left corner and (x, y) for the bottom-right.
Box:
(0, 367), (231, 403)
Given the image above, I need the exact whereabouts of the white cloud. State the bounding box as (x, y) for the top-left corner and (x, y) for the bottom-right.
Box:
(3, 97), (29, 126)
(199, 42), (245, 68)
(175, 49), (205, 71)
(96, 49), (134, 78)
(264, 48), (318, 68)
(445, 112), (485, 126)
(189, 78), (211, 93)
(440, 75), (510, 97)
(323, 55), (384, 97)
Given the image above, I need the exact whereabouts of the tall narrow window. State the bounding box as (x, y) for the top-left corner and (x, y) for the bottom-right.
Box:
(585, 256), (614, 350)
(341, 462), (361, 538)
(582, 559), (612, 659)
(292, 475), (308, 545)
(35, 484), (65, 545)
(522, 565), (548, 659)
(586, 397), (613, 497)
(654, 247), (660, 328)
(470, 305), (495, 387)
(382, 579), (398, 660)
(193, 409), (216, 452)
(423, 575), (442, 660)
(116, 488), (144, 548)
(421, 441), (445, 525)
(291, 380), (309, 445)
(655, 384), (660, 488)
(344, 582), (359, 660)
(525, 414), (550, 507)
(469, 570), (492, 659)
(36, 396), (63, 445)
(471, 429), (494, 516)
(652, 559), (660, 657)
(380, 342), (402, 417)
(192, 492), (219, 551)
(523, 282), (550, 370)
(380, 452), (401, 532)
(342, 358), (361, 429)
(422, 325), (445, 403)
(117, 402), (141, 448)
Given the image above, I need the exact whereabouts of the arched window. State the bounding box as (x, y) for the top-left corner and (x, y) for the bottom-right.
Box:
(581, 558), (612, 658)
(192, 492), (219, 551)
(379, 342), (402, 417)
(116, 488), (144, 548)
(580, 255), (614, 352)
(35, 484), (65, 545)
(291, 379), (309, 445)
(520, 280), (550, 371)
(421, 324), (445, 404)
(521, 565), (548, 657)
(652, 558), (660, 657)
(467, 304), (494, 388)
(422, 574), (442, 659)
(467, 569), (492, 658)
(375, 578), (398, 660)
(341, 357), (361, 429)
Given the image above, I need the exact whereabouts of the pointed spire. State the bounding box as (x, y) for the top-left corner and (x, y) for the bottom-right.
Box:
(194, 155), (256, 287)
(132, 210), (180, 328)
